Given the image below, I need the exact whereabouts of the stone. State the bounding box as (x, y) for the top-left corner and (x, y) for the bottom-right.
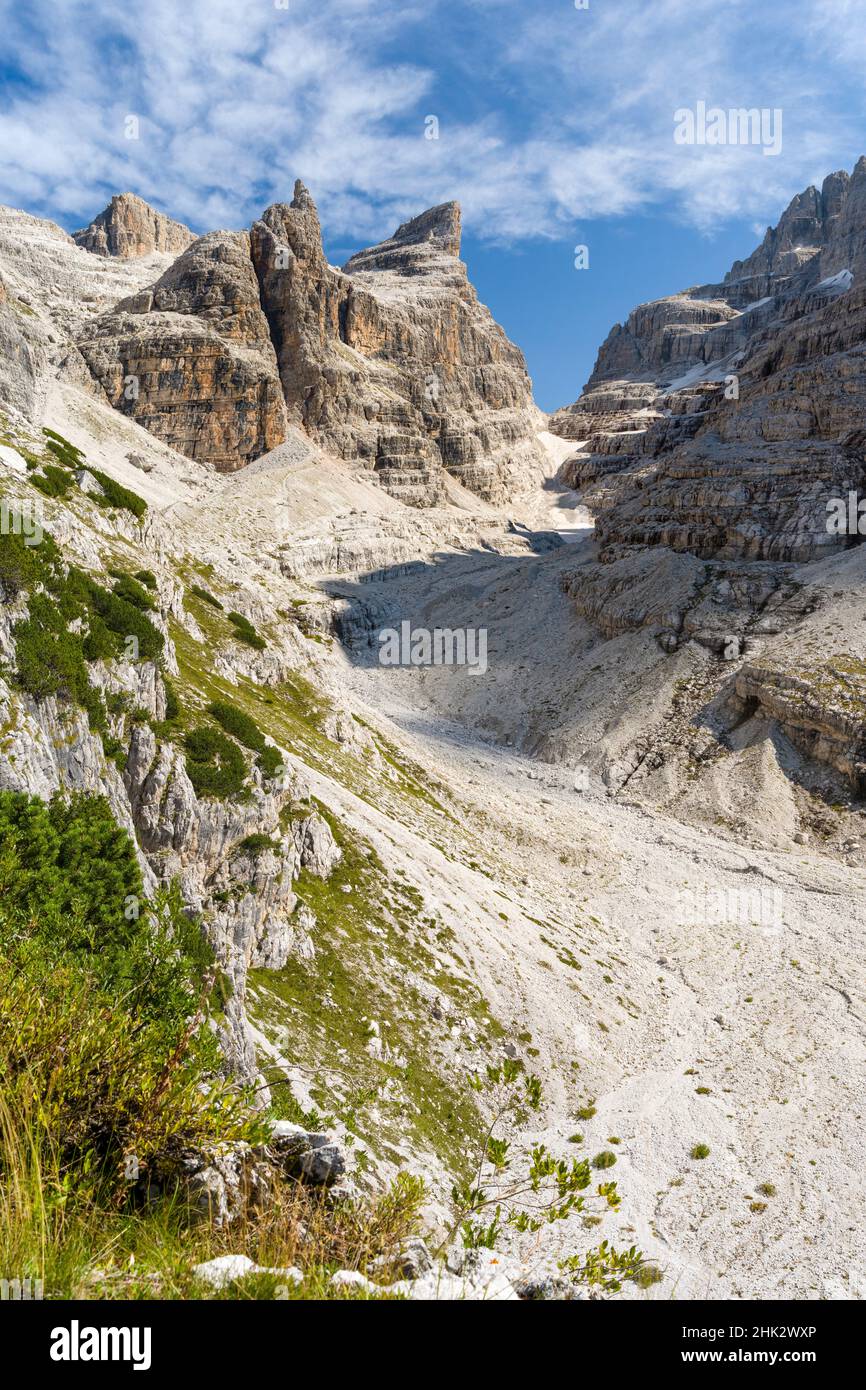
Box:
(191, 1254), (302, 1289)
(369, 1236), (433, 1281)
(191, 1254), (257, 1289)
(266, 1121), (347, 1185)
(329, 1270), (381, 1294)
(291, 811), (342, 877)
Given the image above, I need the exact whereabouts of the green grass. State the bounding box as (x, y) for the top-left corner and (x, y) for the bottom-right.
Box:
(249, 808), (502, 1175)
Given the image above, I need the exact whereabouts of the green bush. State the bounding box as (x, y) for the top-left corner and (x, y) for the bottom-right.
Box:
(81, 613), (117, 663)
(592, 1150), (617, 1170)
(80, 572), (164, 661)
(0, 792), (255, 1198)
(189, 583), (222, 610)
(208, 699), (265, 751)
(162, 675), (180, 722)
(42, 427), (85, 469)
(31, 464), (74, 498)
(0, 527), (60, 598)
(87, 468), (147, 519)
(0, 789), (142, 951)
(134, 569), (157, 590)
(185, 726), (247, 799)
(257, 744), (283, 778)
(208, 699), (282, 779)
(112, 573), (155, 611)
(0, 792), (214, 1041)
(5, 531), (161, 757)
(13, 592), (93, 704)
(237, 833), (280, 855)
(227, 611), (266, 650)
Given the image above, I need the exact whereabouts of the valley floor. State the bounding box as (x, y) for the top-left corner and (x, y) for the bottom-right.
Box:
(318, 500), (866, 1301)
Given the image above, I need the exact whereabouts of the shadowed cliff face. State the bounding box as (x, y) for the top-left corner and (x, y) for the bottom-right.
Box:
(73, 183), (545, 503)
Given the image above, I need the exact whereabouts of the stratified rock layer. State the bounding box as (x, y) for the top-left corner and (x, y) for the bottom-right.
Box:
(76, 231), (287, 471)
(551, 157), (866, 564)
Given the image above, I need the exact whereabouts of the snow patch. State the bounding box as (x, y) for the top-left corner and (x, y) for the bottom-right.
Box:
(736, 295), (773, 316)
(814, 268), (853, 295)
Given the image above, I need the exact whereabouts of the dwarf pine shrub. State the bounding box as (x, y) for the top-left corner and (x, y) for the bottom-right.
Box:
(0, 791), (254, 1206)
(227, 610), (266, 650)
(207, 699), (282, 778)
(185, 726), (247, 798)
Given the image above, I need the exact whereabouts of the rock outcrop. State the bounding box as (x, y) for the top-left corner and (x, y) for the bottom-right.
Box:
(76, 231), (287, 470)
(73, 193), (195, 259)
(75, 181), (544, 503)
(552, 157), (866, 565)
(548, 158), (866, 801)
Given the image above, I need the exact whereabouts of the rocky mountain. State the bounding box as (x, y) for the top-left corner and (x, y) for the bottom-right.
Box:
(2, 164), (866, 1301)
(72, 182), (544, 502)
(73, 192), (195, 259)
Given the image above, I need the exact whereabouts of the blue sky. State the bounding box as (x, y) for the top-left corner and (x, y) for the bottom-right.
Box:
(1, 0), (866, 408)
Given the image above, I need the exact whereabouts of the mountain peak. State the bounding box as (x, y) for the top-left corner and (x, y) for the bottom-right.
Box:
(73, 192), (195, 259)
(291, 180), (318, 214)
(341, 201), (462, 276)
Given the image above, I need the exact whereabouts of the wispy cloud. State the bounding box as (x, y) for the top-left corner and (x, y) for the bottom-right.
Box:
(0, 0), (862, 245)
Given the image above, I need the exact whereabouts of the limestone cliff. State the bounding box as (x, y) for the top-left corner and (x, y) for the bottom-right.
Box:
(74, 182), (544, 504)
(73, 192), (195, 259)
(76, 231), (287, 471)
(551, 157), (866, 564)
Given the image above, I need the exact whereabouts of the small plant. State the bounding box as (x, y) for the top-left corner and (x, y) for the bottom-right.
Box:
(568, 1133), (584, 1144)
(690, 1143), (711, 1160)
(236, 834), (280, 856)
(559, 1241), (654, 1294)
(632, 1262), (664, 1289)
(228, 611), (266, 650)
(592, 1150), (617, 1170)
(189, 583), (223, 610)
(574, 1104), (596, 1121)
(695, 1086), (712, 1095)
(756, 1182), (776, 1197)
(448, 1063), (621, 1253)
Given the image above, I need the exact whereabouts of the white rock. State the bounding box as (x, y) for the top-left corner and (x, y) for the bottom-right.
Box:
(191, 1254), (257, 1289)
(330, 1270), (381, 1294)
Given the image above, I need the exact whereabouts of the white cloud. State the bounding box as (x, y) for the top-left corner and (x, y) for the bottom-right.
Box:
(0, 0), (862, 246)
